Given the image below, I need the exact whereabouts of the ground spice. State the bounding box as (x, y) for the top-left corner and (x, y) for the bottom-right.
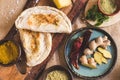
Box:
(0, 41), (19, 64)
(46, 70), (68, 80)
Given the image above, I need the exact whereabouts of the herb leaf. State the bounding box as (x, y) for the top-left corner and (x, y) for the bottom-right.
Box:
(86, 5), (109, 26)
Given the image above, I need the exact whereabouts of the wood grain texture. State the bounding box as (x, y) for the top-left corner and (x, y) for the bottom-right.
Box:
(1, 0), (120, 80)
(25, 0), (88, 80)
(0, 0), (88, 80)
(0, 0), (41, 80)
(24, 0), (72, 79)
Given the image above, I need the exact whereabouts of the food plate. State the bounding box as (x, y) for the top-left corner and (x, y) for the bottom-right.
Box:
(64, 27), (117, 79)
(84, 0), (120, 27)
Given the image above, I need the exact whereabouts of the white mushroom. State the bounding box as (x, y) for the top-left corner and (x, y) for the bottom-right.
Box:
(95, 36), (103, 45)
(89, 40), (97, 51)
(80, 55), (88, 64)
(84, 48), (93, 55)
(88, 36), (111, 51)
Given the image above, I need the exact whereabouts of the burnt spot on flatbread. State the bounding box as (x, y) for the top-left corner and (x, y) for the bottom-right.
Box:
(19, 29), (52, 66)
(21, 29), (40, 53)
(27, 14), (60, 26)
(30, 33), (39, 53)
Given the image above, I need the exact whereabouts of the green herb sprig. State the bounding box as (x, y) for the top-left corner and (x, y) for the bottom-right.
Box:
(86, 5), (109, 26)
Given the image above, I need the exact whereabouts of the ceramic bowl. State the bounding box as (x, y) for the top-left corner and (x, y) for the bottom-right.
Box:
(64, 27), (117, 79)
(42, 65), (73, 80)
(98, 0), (120, 16)
(0, 40), (21, 66)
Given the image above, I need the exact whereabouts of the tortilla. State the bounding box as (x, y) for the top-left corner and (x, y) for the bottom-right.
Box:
(19, 29), (52, 66)
(15, 6), (72, 33)
(85, 0), (120, 27)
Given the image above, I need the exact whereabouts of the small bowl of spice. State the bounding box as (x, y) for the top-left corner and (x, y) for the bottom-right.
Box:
(42, 65), (73, 80)
(0, 40), (21, 66)
(98, 0), (120, 16)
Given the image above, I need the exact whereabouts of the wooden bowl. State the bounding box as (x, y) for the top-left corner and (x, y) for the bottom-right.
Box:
(0, 40), (21, 66)
(98, 0), (120, 16)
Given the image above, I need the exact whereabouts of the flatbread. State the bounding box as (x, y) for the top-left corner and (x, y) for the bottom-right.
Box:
(85, 0), (120, 27)
(19, 29), (52, 66)
(15, 6), (72, 33)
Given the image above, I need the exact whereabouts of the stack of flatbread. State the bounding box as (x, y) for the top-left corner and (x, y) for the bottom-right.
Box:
(15, 6), (72, 66)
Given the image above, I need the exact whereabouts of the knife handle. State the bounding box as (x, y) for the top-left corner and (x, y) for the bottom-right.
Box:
(24, 0), (40, 9)
(68, 0), (88, 23)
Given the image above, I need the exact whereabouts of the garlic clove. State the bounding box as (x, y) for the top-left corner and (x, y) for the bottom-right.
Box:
(84, 48), (93, 55)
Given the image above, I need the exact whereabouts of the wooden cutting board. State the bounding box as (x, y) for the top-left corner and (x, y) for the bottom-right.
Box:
(0, 0), (74, 80)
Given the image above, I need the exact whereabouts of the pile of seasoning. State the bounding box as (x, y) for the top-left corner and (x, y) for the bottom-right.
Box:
(46, 70), (68, 80)
(98, 0), (117, 15)
(0, 41), (19, 64)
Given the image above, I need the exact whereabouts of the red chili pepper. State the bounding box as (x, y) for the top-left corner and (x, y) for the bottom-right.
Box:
(70, 37), (83, 69)
(70, 30), (92, 69)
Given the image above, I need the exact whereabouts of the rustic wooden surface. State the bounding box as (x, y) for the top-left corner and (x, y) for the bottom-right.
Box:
(0, 0), (73, 80)
(0, 0), (27, 40)
(0, 0), (120, 80)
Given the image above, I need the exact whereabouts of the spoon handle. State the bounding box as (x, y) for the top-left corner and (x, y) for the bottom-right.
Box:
(16, 51), (27, 74)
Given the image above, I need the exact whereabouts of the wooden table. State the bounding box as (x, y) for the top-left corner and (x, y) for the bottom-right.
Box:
(0, 0), (120, 80)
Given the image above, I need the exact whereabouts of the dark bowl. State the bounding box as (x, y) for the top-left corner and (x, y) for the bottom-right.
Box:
(0, 40), (21, 66)
(42, 65), (73, 80)
(98, 0), (120, 16)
